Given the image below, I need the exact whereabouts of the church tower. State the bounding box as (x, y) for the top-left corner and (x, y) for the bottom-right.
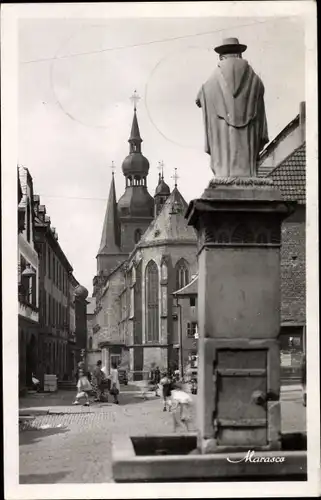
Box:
(95, 171), (126, 279)
(117, 93), (154, 252)
(154, 162), (170, 217)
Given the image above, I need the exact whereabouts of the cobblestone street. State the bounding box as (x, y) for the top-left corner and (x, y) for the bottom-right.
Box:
(19, 386), (306, 484)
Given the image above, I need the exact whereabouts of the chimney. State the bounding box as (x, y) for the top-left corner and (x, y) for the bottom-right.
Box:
(299, 101), (306, 143)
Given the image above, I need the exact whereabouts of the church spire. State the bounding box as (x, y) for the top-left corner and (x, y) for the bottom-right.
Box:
(129, 90), (142, 153)
(121, 90), (150, 184)
(97, 170), (120, 255)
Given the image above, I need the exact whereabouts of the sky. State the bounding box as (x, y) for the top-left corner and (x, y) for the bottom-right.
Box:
(18, 13), (305, 294)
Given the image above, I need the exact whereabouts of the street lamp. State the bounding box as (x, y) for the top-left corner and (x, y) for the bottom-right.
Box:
(21, 264), (36, 278)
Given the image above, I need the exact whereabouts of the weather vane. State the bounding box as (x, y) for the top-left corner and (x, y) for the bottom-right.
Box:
(158, 161), (165, 179)
(171, 167), (179, 188)
(130, 90), (141, 111)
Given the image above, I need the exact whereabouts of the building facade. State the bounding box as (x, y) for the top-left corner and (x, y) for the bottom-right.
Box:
(18, 166), (39, 392)
(31, 195), (88, 387)
(33, 198), (72, 385)
(172, 275), (199, 375)
(258, 102), (306, 380)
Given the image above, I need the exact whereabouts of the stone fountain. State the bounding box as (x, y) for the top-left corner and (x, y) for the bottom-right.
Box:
(112, 37), (306, 482)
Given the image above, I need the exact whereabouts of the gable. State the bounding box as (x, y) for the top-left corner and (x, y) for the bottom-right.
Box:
(139, 188), (197, 245)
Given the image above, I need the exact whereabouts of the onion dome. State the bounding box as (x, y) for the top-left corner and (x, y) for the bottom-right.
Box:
(122, 153), (150, 177)
(121, 109), (149, 177)
(74, 285), (88, 299)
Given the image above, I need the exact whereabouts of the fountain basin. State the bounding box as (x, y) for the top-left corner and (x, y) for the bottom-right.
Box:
(112, 433), (307, 482)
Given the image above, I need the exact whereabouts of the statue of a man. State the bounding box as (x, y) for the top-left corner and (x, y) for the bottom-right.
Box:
(196, 37), (269, 178)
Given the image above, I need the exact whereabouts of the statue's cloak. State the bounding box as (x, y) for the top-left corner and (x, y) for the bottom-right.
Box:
(196, 58), (269, 177)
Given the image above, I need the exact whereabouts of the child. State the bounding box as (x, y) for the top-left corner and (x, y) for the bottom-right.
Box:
(171, 381), (193, 432)
(72, 368), (92, 406)
(160, 372), (173, 412)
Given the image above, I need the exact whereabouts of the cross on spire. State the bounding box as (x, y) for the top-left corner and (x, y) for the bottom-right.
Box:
(171, 167), (179, 188)
(110, 161), (116, 175)
(158, 161), (164, 180)
(130, 90), (141, 111)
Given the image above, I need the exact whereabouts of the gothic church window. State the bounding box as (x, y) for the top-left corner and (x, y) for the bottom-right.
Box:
(145, 260), (159, 343)
(175, 259), (189, 290)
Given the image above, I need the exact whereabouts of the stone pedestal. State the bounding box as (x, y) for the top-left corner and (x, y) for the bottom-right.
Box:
(185, 185), (295, 453)
(111, 184), (306, 483)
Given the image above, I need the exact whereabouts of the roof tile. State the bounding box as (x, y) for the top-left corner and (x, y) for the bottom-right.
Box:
(267, 143), (306, 204)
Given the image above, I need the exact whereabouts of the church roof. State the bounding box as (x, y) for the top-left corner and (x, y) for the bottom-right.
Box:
(97, 174), (121, 255)
(155, 173), (170, 196)
(138, 187), (197, 245)
(267, 143), (306, 205)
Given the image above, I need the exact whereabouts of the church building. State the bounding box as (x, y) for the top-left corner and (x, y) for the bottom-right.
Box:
(87, 98), (306, 383)
(87, 103), (197, 379)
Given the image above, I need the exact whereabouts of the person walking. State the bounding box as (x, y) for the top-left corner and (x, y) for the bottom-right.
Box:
(100, 364), (110, 401)
(148, 365), (156, 393)
(109, 362), (120, 404)
(72, 368), (92, 406)
(160, 372), (173, 412)
(154, 366), (161, 397)
(92, 360), (104, 402)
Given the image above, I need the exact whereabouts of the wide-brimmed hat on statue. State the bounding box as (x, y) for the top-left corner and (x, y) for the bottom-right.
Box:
(214, 37), (247, 55)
